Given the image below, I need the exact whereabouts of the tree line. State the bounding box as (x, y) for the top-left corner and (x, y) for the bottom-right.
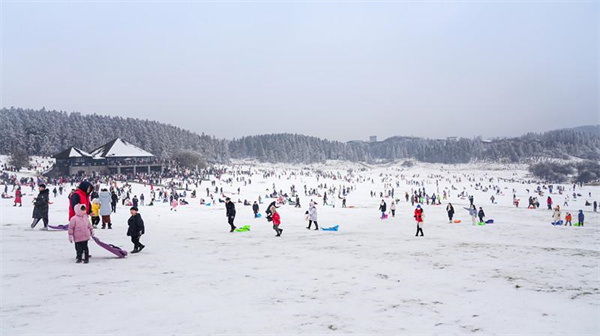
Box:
(1, 107), (598, 165)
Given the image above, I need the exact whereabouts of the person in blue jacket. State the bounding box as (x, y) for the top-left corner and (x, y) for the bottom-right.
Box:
(578, 210), (585, 226)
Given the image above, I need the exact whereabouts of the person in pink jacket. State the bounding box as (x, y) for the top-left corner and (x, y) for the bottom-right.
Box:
(68, 204), (94, 263)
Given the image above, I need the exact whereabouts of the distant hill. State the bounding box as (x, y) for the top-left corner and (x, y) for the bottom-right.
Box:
(568, 125), (599, 136)
(1, 107), (599, 164)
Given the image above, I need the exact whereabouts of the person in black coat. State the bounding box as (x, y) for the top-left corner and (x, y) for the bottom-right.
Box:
(478, 207), (485, 223)
(446, 203), (455, 223)
(252, 201), (259, 218)
(127, 206), (145, 253)
(111, 191), (118, 213)
(379, 200), (387, 218)
(31, 184), (50, 229)
(225, 197), (236, 232)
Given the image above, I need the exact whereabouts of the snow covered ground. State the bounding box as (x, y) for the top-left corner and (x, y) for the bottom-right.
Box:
(1, 160), (599, 335)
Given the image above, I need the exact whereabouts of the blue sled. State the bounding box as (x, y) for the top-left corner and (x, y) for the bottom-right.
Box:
(322, 225), (339, 231)
(255, 213), (262, 218)
(485, 219), (494, 224)
(551, 220), (564, 226)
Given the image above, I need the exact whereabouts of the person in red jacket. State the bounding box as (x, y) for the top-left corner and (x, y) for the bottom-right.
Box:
(271, 205), (283, 237)
(414, 205), (424, 237)
(69, 181), (93, 220)
(13, 187), (22, 207)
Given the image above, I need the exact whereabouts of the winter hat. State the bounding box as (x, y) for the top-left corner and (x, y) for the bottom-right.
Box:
(417, 204), (421, 209)
(130, 206), (138, 211)
(39, 184), (46, 189)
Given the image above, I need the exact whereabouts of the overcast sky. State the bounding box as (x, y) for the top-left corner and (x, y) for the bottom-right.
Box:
(2, 1), (598, 141)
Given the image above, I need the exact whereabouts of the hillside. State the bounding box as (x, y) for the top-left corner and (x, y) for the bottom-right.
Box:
(1, 108), (598, 164)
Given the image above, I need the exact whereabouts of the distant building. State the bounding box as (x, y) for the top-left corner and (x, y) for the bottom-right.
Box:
(447, 137), (459, 141)
(369, 136), (378, 143)
(52, 138), (163, 176)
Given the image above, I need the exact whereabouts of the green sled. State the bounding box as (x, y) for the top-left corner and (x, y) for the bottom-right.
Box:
(235, 225), (251, 232)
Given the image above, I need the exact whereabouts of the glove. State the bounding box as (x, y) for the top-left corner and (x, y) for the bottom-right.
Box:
(68, 235), (73, 243)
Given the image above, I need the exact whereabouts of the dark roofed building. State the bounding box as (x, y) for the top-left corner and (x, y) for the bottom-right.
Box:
(51, 138), (162, 176)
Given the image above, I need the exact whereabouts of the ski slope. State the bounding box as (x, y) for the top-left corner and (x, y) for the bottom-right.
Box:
(1, 160), (598, 335)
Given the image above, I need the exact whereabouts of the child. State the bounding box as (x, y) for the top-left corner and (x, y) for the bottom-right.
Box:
(127, 206), (145, 253)
(170, 198), (178, 211)
(91, 198), (101, 229)
(578, 210), (585, 226)
(414, 205), (424, 237)
(478, 207), (485, 223)
(272, 206), (283, 237)
(390, 201), (396, 217)
(68, 204), (94, 263)
(565, 212), (572, 226)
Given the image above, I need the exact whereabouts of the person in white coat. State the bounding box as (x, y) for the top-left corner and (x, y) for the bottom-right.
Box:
(98, 188), (113, 229)
(307, 202), (319, 230)
(390, 201), (396, 217)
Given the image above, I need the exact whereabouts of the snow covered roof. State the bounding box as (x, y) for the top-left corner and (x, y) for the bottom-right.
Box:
(53, 147), (93, 159)
(90, 138), (154, 158)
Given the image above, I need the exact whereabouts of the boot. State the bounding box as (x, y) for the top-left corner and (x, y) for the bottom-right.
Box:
(31, 221), (37, 229)
(108, 223), (112, 229)
(279, 229), (283, 236)
(230, 226), (236, 233)
(137, 244), (145, 252)
(76, 259), (82, 263)
(130, 247), (139, 254)
(102, 224), (106, 229)
(83, 259), (89, 264)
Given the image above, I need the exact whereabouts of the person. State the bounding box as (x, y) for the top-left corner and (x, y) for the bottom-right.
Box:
(99, 188), (113, 229)
(140, 194), (145, 206)
(552, 205), (561, 224)
(307, 202), (318, 230)
(110, 190), (118, 213)
(295, 195), (301, 208)
(468, 195), (474, 206)
(69, 181), (93, 220)
(390, 201), (396, 217)
(225, 197), (236, 232)
(547, 196), (552, 210)
(564, 212), (572, 226)
(446, 203), (455, 223)
(578, 210), (584, 226)
(14, 187), (22, 207)
(379, 200), (387, 219)
(594, 201), (598, 213)
(132, 195), (139, 208)
(414, 205), (424, 237)
(478, 207), (485, 223)
(91, 198), (101, 229)
(252, 201), (259, 218)
(170, 198), (178, 211)
(272, 205), (283, 237)
(342, 197), (347, 208)
(464, 204), (477, 226)
(127, 206), (145, 253)
(31, 184), (50, 230)
(68, 204), (94, 263)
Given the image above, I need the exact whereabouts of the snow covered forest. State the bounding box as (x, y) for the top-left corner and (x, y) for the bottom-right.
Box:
(1, 107), (599, 164)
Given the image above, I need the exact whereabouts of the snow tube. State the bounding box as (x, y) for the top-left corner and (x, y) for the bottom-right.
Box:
(477, 222), (486, 226)
(551, 220), (564, 226)
(205, 203), (211, 206)
(255, 213), (262, 218)
(573, 222), (582, 227)
(485, 219), (494, 224)
(348, 206), (355, 209)
(322, 225), (339, 231)
(235, 225), (251, 232)
(453, 220), (461, 223)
